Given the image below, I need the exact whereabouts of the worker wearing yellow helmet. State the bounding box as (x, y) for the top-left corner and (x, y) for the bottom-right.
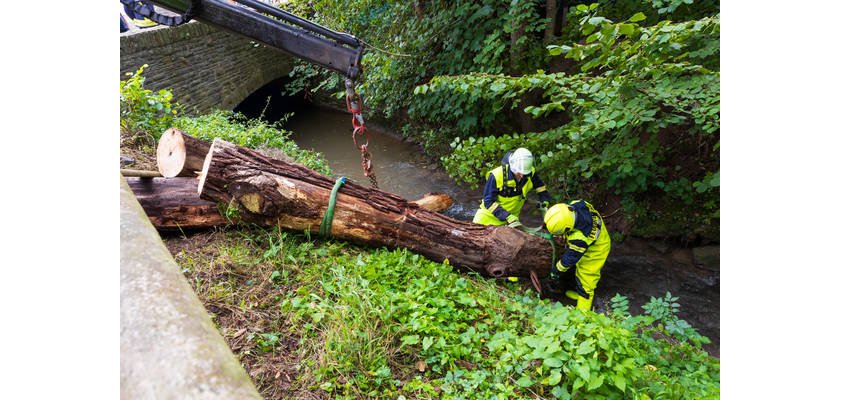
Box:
(541, 200), (611, 311)
(472, 148), (552, 227)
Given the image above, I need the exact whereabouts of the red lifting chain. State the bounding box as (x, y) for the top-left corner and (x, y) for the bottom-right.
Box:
(346, 81), (378, 189)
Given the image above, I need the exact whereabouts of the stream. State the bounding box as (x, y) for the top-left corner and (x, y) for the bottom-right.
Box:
(235, 88), (720, 357)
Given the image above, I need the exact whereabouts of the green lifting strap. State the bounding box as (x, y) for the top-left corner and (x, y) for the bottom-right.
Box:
(319, 176), (347, 238)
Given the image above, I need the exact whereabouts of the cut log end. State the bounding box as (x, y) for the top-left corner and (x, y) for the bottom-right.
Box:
(197, 138), (219, 195)
(156, 128), (187, 178)
(410, 192), (454, 212)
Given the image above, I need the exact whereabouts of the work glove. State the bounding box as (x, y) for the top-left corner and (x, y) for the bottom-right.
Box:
(506, 214), (522, 228)
(538, 276), (563, 299)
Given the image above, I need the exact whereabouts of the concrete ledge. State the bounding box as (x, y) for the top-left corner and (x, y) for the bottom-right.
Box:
(120, 175), (262, 399)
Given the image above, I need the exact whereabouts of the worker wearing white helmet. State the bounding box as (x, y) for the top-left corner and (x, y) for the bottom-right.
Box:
(541, 200), (611, 311)
(472, 148), (552, 227)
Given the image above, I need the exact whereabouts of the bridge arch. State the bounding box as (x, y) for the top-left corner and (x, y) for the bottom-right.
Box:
(120, 22), (294, 114)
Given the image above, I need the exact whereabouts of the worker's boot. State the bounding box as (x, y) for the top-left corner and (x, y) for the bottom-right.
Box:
(565, 290), (593, 311)
(576, 295), (593, 311)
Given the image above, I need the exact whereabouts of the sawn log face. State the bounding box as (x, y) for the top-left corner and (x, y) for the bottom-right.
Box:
(199, 138), (558, 278)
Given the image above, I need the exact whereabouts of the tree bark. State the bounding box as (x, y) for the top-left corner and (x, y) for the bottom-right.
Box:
(127, 177), (243, 230)
(127, 176), (455, 230)
(198, 138), (559, 278)
(157, 128), (211, 177)
(544, 0), (558, 42)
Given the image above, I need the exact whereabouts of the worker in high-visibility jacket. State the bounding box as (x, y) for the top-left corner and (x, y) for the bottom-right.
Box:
(541, 200), (611, 311)
(472, 148), (552, 228)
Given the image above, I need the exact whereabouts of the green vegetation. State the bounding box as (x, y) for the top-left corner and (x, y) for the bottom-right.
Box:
(120, 4), (720, 397)
(120, 64), (180, 148)
(282, 0), (720, 241)
(119, 66), (330, 175)
(175, 227), (719, 399)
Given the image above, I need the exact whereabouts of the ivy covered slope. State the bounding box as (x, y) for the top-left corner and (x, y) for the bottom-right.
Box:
(283, 1), (720, 242)
(191, 230), (720, 399)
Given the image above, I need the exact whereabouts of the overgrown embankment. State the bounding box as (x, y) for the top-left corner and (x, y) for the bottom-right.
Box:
(121, 71), (719, 400)
(166, 226), (719, 400)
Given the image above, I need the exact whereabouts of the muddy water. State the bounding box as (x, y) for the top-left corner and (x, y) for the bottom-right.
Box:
(285, 107), (720, 357)
(286, 107), (486, 222)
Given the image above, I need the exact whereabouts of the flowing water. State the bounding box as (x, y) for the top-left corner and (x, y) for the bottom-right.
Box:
(285, 107), (489, 222)
(236, 89), (720, 357)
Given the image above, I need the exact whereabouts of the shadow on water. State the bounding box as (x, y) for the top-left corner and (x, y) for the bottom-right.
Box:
(235, 80), (720, 357)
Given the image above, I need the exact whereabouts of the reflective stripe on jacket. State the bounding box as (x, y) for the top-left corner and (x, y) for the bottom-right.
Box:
(555, 200), (611, 296)
(472, 164), (550, 225)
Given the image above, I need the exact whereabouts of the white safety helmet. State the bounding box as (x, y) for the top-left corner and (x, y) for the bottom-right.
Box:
(508, 148), (534, 175)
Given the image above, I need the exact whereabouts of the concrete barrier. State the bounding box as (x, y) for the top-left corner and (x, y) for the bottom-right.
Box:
(120, 175), (262, 399)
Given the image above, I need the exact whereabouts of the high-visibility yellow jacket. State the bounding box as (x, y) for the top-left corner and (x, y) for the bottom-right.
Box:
(472, 154), (550, 226)
(552, 200), (611, 302)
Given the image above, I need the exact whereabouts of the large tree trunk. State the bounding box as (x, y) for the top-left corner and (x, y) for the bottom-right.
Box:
(198, 138), (558, 278)
(127, 176), (455, 230)
(157, 128), (212, 178)
(127, 177), (245, 229)
(544, 0), (558, 42)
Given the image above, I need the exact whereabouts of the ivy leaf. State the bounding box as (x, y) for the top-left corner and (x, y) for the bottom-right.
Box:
(544, 357), (564, 368)
(618, 23), (635, 36)
(576, 339), (596, 355)
(552, 386), (571, 400)
(614, 374), (627, 392)
(629, 12), (646, 23)
(588, 16), (606, 26)
(401, 335), (420, 345)
(422, 336), (434, 351)
(548, 369), (563, 386)
(516, 376), (534, 388)
(587, 375), (604, 391)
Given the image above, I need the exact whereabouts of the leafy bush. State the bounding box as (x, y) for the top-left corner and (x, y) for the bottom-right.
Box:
(119, 64), (180, 143)
(413, 9), (720, 238)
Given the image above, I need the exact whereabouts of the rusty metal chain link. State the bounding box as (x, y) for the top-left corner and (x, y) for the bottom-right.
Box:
(345, 79), (378, 189)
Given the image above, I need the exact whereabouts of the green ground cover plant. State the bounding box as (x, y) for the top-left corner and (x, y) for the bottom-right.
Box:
(172, 226), (719, 399)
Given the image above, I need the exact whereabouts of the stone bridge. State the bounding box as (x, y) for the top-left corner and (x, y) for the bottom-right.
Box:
(120, 22), (294, 114)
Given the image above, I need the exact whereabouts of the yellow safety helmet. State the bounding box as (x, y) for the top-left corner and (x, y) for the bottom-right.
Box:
(544, 203), (574, 234)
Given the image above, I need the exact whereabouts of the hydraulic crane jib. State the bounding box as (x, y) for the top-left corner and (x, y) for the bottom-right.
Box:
(123, 0), (364, 81)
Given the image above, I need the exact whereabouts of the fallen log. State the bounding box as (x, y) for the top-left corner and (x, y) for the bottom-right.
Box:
(156, 128), (297, 178)
(127, 177), (238, 229)
(198, 138), (558, 278)
(127, 177), (454, 230)
(156, 128), (210, 177)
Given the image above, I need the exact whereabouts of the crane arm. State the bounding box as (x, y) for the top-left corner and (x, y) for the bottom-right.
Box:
(123, 0), (364, 81)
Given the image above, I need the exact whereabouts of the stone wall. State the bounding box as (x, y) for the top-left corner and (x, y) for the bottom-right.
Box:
(120, 22), (293, 114)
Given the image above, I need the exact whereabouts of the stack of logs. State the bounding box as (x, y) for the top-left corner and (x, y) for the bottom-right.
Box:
(125, 128), (558, 278)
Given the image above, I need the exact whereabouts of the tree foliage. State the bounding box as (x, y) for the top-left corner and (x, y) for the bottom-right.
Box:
(412, 8), (720, 238)
(277, 0), (720, 239)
